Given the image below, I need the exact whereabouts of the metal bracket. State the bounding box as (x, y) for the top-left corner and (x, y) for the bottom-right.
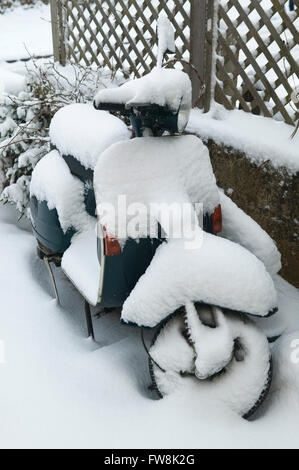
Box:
(84, 300), (95, 340)
(43, 256), (60, 304)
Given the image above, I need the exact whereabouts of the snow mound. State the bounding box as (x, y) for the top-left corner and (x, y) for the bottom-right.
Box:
(94, 135), (219, 239)
(62, 227), (100, 306)
(94, 68), (192, 132)
(0, 3), (52, 61)
(30, 150), (94, 233)
(49, 103), (130, 170)
(0, 68), (26, 96)
(121, 234), (278, 327)
(187, 106), (299, 174)
(219, 191), (281, 276)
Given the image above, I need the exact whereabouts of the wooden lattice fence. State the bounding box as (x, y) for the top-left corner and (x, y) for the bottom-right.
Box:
(216, 0), (299, 125)
(50, 0), (298, 125)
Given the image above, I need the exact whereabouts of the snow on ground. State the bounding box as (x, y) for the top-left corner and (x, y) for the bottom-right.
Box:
(0, 204), (299, 449)
(0, 2), (52, 62)
(0, 2), (52, 96)
(186, 105), (299, 175)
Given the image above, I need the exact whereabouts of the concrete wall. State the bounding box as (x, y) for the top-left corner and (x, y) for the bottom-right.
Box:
(206, 140), (299, 287)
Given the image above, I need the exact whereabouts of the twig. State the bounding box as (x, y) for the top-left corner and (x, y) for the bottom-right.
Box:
(163, 58), (205, 107)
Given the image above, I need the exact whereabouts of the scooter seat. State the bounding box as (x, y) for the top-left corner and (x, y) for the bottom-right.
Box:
(94, 68), (192, 133)
(61, 226), (101, 306)
(49, 103), (130, 171)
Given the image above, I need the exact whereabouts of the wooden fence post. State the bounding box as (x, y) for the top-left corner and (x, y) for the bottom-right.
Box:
(190, 0), (208, 107)
(50, 0), (66, 65)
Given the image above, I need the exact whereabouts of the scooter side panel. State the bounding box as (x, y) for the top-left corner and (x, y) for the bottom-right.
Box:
(30, 196), (75, 254)
(98, 237), (163, 308)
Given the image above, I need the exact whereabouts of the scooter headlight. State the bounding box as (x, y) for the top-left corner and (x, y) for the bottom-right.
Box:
(177, 103), (191, 133)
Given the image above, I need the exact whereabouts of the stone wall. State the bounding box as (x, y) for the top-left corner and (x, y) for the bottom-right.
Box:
(206, 140), (299, 287)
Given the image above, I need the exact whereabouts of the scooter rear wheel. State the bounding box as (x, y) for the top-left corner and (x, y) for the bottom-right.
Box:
(148, 307), (272, 419)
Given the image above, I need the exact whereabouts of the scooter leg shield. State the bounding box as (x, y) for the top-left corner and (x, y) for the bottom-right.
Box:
(121, 233), (278, 328)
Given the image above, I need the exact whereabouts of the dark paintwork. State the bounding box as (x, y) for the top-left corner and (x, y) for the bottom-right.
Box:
(30, 196), (75, 254)
(98, 236), (163, 308)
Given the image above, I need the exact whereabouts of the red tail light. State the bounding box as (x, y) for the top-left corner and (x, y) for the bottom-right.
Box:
(103, 227), (121, 256)
(212, 204), (222, 234)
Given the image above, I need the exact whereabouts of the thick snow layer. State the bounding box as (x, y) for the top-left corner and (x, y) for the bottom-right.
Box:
(0, 205), (299, 448)
(121, 234), (278, 328)
(219, 191), (281, 276)
(94, 135), (219, 239)
(49, 103), (130, 170)
(157, 13), (175, 68)
(187, 106), (299, 174)
(0, 3), (52, 61)
(150, 310), (271, 417)
(94, 68), (192, 132)
(62, 227), (100, 306)
(30, 150), (94, 233)
(0, 68), (26, 96)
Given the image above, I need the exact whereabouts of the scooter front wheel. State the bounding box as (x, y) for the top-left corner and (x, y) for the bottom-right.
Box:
(148, 306), (272, 419)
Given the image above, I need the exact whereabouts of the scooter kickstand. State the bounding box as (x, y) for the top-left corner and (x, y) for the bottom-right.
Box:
(84, 300), (95, 340)
(43, 256), (60, 304)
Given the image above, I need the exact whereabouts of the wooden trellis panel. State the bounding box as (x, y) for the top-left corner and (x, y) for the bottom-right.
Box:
(50, 0), (298, 124)
(216, 0), (299, 124)
(50, 0), (211, 106)
(53, 0), (192, 75)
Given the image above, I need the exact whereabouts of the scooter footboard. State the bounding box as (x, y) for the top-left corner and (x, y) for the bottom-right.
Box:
(121, 234), (278, 328)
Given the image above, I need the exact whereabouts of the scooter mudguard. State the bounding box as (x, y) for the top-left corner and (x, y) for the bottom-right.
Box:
(121, 233), (278, 328)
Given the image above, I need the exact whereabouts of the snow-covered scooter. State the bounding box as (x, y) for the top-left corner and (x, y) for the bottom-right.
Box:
(29, 17), (281, 418)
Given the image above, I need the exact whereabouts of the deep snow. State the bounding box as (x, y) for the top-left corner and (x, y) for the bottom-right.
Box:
(1, 0), (299, 449)
(0, 2), (52, 62)
(187, 105), (299, 174)
(0, 205), (299, 448)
